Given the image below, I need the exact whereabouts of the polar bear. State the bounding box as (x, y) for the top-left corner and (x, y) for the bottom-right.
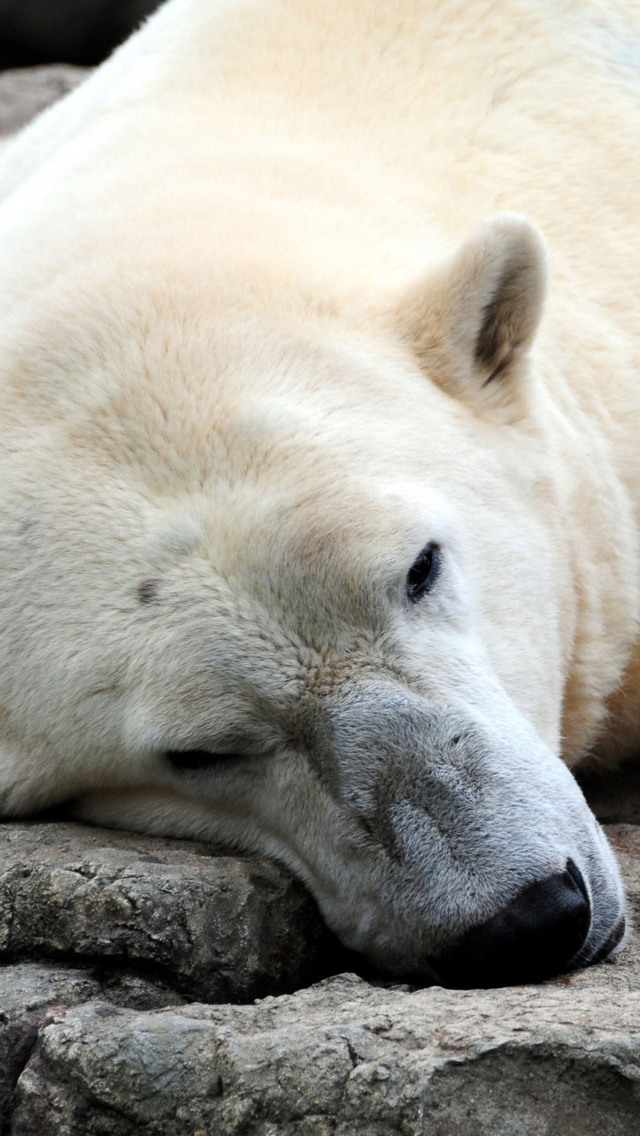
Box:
(0, 0), (637, 987)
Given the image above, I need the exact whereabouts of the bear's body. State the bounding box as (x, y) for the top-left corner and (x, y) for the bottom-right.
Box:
(0, 0), (637, 983)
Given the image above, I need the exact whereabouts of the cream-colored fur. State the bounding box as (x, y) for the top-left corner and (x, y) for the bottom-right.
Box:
(0, 0), (636, 979)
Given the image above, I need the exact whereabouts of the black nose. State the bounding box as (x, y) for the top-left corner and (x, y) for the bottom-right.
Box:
(433, 859), (591, 988)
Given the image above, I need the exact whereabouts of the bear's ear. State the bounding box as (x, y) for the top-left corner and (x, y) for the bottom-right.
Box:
(396, 214), (548, 411)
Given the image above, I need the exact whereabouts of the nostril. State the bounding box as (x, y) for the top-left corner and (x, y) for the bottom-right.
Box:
(432, 858), (591, 988)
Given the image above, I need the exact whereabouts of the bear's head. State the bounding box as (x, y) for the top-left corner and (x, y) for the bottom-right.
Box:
(0, 214), (628, 986)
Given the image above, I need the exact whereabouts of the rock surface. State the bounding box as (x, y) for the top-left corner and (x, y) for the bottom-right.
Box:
(0, 66), (88, 135)
(0, 822), (339, 1004)
(2, 66), (640, 1136)
(10, 965), (640, 1136)
(0, 818), (636, 1135)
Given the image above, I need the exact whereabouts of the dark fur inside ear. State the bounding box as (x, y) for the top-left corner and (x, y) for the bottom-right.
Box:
(397, 214), (548, 409)
(476, 267), (526, 378)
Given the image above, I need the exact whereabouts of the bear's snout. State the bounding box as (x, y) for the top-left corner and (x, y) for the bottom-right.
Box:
(315, 686), (626, 984)
(431, 858), (592, 988)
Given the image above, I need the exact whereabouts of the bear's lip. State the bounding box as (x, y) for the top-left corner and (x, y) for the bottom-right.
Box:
(574, 913), (627, 969)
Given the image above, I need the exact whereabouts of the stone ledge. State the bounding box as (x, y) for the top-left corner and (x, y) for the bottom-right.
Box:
(0, 822), (341, 1004)
(10, 968), (640, 1135)
(0, 821), (638, 1134)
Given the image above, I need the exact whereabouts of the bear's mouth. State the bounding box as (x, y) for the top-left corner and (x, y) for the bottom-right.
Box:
(424, 858), (592, 989)
(576, 913), (627, 969)
(416, 859), (627, 989)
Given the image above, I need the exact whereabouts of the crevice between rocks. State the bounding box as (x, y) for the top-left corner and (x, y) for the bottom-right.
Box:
(1, 1015), (41, 1136)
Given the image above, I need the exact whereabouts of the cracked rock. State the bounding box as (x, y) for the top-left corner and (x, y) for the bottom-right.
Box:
(0, 823), (341, 1003)
(0, 963), (104, 1128)
(2, 819), (640, 1133)
(9, 962), (640, 1136)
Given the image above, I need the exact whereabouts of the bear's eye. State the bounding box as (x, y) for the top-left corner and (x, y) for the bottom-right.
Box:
(406, 543), (441, 603)
(166, 749), (239, 772)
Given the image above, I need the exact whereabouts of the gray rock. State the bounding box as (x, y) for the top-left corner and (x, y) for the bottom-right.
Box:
(0, 65), (89, 135)
(0, 821), (638, 1134)
(0, 962), (103, 1128)
(10, 961), (640, 1136)
(0, 960), (183, 1132)
(0, 823), (340, 1003)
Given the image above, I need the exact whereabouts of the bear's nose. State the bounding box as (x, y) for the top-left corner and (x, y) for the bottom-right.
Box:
(432, 859), (591, 988)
